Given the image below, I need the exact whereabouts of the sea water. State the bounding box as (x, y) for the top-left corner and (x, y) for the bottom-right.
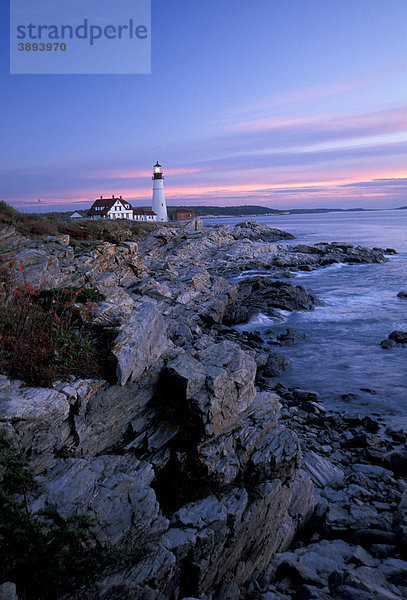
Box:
(205, 210), (407, 429)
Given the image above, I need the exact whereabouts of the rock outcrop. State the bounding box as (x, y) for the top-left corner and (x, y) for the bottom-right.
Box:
(223, 277), (322, 325)
(381, 330), (407, 349)
(113, 300), (169, 386)
(0, 219), (395, 599)
(29, 455), (168, 546)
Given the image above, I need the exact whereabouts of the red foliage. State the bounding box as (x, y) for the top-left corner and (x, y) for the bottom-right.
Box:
(17, 219), (57, 237)
(0, 280), (102, 387)
(60, 227), (92, 240)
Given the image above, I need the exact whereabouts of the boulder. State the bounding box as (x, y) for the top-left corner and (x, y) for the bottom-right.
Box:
(13, 248), (61, 289)
(266, 539), (359, 583)
(113, 301), (169, 386)
(196, 391), (282, 487)
(262, 353), (292, 377)
(0, 582), (18, 600)
(389, 330), (407, 344)
(223, 278), (321, 326)
(302, 451), (345, 489)
(87, 276), (134, 325)
(276, 328), (307, 345)
(29, 455), (168, 546)
(72, 376), (159, 456)
(383, 449), (407, 474)
(161, 340), (257, 439)
(0, 381), (71, 473)
(233, 221), (294, 242)
(333, 585), (383, 599)
(168, 473), (316, 592)
(292, 389), (320, 403)
(342, 566), (402, 600)
(94, 546), (176, 598)
(274, 559), (324, 586)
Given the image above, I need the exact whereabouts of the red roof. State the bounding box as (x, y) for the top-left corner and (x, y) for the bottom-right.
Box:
(133, 208), (157, 216)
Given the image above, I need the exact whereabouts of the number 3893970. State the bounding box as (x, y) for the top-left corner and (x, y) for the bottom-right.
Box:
(18, 43), (67, 51)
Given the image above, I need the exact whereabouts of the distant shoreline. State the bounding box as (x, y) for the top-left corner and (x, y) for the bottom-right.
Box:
(195, 207), (396, 219)
(28, 205), (407, 218)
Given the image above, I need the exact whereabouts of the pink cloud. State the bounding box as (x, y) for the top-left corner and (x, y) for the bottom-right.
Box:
(16, 165), (407, 210)
(231, 65), (407, 117)
(225, 106), (407, 136)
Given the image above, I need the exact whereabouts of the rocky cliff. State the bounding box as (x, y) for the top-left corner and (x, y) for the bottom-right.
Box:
(0, 221), (393, 599)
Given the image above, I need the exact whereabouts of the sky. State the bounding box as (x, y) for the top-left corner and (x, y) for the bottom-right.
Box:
(1, 0), (407, 212)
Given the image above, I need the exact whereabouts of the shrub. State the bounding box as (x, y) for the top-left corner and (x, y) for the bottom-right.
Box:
(16, 218), (57, 237)
(38, 286), (106, 306)
(0, 281), (103, 387)
(59, 226), (93, 240)
(0, 202), (60, 238)
(0, 201), (19, 224)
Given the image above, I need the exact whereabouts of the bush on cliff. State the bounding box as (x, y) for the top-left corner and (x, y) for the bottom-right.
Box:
(0, 280), (104, 387)
(0, 201), (58, 238)
(0, 427), (106, 599)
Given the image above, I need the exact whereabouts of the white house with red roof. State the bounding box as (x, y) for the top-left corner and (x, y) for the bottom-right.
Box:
(87, 195), (135, 220)
(87, 195), (158, 222)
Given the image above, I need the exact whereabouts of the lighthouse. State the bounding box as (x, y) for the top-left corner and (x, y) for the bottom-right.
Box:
(152, 161), (168, 222)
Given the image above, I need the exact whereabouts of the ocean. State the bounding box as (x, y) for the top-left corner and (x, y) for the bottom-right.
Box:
(204, 210), (407, 430)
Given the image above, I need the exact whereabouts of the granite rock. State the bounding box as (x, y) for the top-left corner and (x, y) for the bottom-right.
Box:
(113, 301), (169, 386)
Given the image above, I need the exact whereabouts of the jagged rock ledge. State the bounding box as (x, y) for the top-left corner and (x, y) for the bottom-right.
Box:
(0, 220), (395, 599)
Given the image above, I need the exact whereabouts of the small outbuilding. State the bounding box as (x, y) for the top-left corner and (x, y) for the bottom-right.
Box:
(70, 211), (83, 219)
(133, 208), (157, 222)
(169, 208), (195, 222)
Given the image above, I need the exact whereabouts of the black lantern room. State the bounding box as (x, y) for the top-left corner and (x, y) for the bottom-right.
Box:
(152, 161), (164, 180)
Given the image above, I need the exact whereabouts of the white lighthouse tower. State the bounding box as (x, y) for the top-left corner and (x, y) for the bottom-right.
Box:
(152, 161), (168, 222)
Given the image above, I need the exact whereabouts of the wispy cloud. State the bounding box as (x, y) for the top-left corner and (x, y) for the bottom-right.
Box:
(224, 106), (407, 140)
(229, 66), (407, 117)
(88, 166), (203, 180)
(4, 94), (407, 212)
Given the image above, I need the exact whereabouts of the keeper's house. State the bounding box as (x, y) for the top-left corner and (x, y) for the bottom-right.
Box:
(87, 195), (134, 220)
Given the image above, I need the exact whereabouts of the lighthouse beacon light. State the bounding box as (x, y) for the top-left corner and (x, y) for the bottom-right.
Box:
(151, 161), (168, 222)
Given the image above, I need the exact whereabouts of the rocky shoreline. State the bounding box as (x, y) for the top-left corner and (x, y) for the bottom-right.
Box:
(0, 220), (405, 600)
(255, 385), (407, 600)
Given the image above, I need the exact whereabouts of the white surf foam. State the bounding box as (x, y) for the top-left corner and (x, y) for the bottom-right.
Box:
(234, 310), (289, 331)
(235, 270), (272, 280)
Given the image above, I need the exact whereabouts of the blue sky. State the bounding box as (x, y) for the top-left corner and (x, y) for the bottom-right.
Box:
(1, 0), (407, 211)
